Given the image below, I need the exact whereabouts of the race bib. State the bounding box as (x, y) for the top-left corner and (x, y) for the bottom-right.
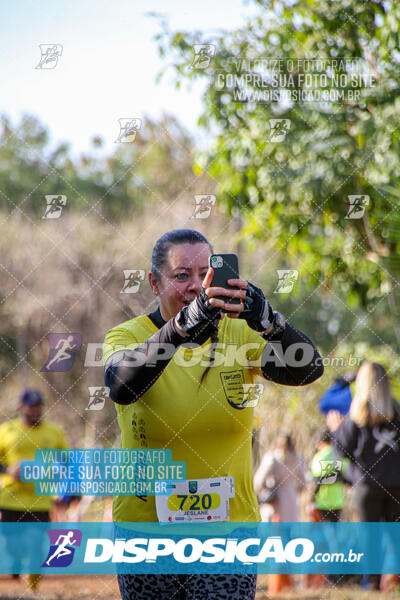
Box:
(155, 476), (235, 523)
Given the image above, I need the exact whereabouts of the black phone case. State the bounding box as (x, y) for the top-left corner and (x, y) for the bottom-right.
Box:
(208, 253), (241, 305)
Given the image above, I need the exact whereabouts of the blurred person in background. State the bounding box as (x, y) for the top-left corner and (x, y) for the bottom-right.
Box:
(0, 389), (68, 591)
(254, 431), (305, 594)
(318, 371), (357, 416)
(327, 362), (400, 590)
(254, 430), (305, 523)
(310, 428), (348, 523)
(51, 494), (82, 522)
(309, 429), (349, 587)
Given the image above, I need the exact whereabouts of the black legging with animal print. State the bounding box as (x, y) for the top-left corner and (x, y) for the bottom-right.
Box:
(117, 573), (257, 600)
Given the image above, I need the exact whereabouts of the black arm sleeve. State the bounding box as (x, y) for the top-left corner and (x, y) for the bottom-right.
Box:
(104, 318), (187, 405)
(259, 322), (324, 386)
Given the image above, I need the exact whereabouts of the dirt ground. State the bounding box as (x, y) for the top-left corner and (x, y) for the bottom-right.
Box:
(0, 575), (398, 600)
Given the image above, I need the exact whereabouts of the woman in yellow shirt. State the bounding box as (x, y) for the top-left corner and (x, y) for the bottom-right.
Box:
(104, 228), (324, 600)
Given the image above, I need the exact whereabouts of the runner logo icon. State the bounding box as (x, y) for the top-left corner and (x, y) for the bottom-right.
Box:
(42, 195), (67, 219)
(191, 45), (216, 69)
(274, 270), (298, 294)
(42, 529), (82, 567)
(268, 119), (291, 142)
(345, 195), (369, 219)
(120, 270), (145, 294)
(36, 44), (63, 69)
(191, 195), (216, 219)
(86, 386), (110, 410)
(41, 333), (82, 372)
(115, 119), (142, 143)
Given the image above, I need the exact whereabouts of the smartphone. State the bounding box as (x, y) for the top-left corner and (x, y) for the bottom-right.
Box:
(208, 253), (241, 306)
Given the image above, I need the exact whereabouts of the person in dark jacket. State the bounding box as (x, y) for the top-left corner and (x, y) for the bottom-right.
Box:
(327, 361), (400, 590)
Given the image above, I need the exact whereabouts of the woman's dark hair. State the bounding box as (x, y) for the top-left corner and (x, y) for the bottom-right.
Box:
(151, 229), (212, 280)
(151, 229), (218, 385)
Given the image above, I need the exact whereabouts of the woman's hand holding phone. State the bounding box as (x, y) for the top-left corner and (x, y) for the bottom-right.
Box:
(174, 268), (222, 337)
(203, 267), (247, 318)
(175, 267), (247, 340)
(203, 269), (276, 332)
(237, 281), (275, 332)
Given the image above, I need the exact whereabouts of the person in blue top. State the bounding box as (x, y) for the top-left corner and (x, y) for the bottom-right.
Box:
(318, 371), (357, 416)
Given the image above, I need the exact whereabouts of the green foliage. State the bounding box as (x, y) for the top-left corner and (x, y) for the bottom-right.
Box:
(155, 0), (400, 350)
(0, 113), (195, 220)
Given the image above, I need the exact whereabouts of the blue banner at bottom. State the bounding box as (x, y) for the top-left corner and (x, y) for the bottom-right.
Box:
(0, 522), (398, 575)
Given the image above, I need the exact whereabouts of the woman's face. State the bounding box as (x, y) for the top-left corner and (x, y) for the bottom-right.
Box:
(149, 242), (211, 321)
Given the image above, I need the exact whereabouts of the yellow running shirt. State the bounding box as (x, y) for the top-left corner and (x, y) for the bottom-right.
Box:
(0, 418), (68, 512)
(103, 313), (267, 523)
